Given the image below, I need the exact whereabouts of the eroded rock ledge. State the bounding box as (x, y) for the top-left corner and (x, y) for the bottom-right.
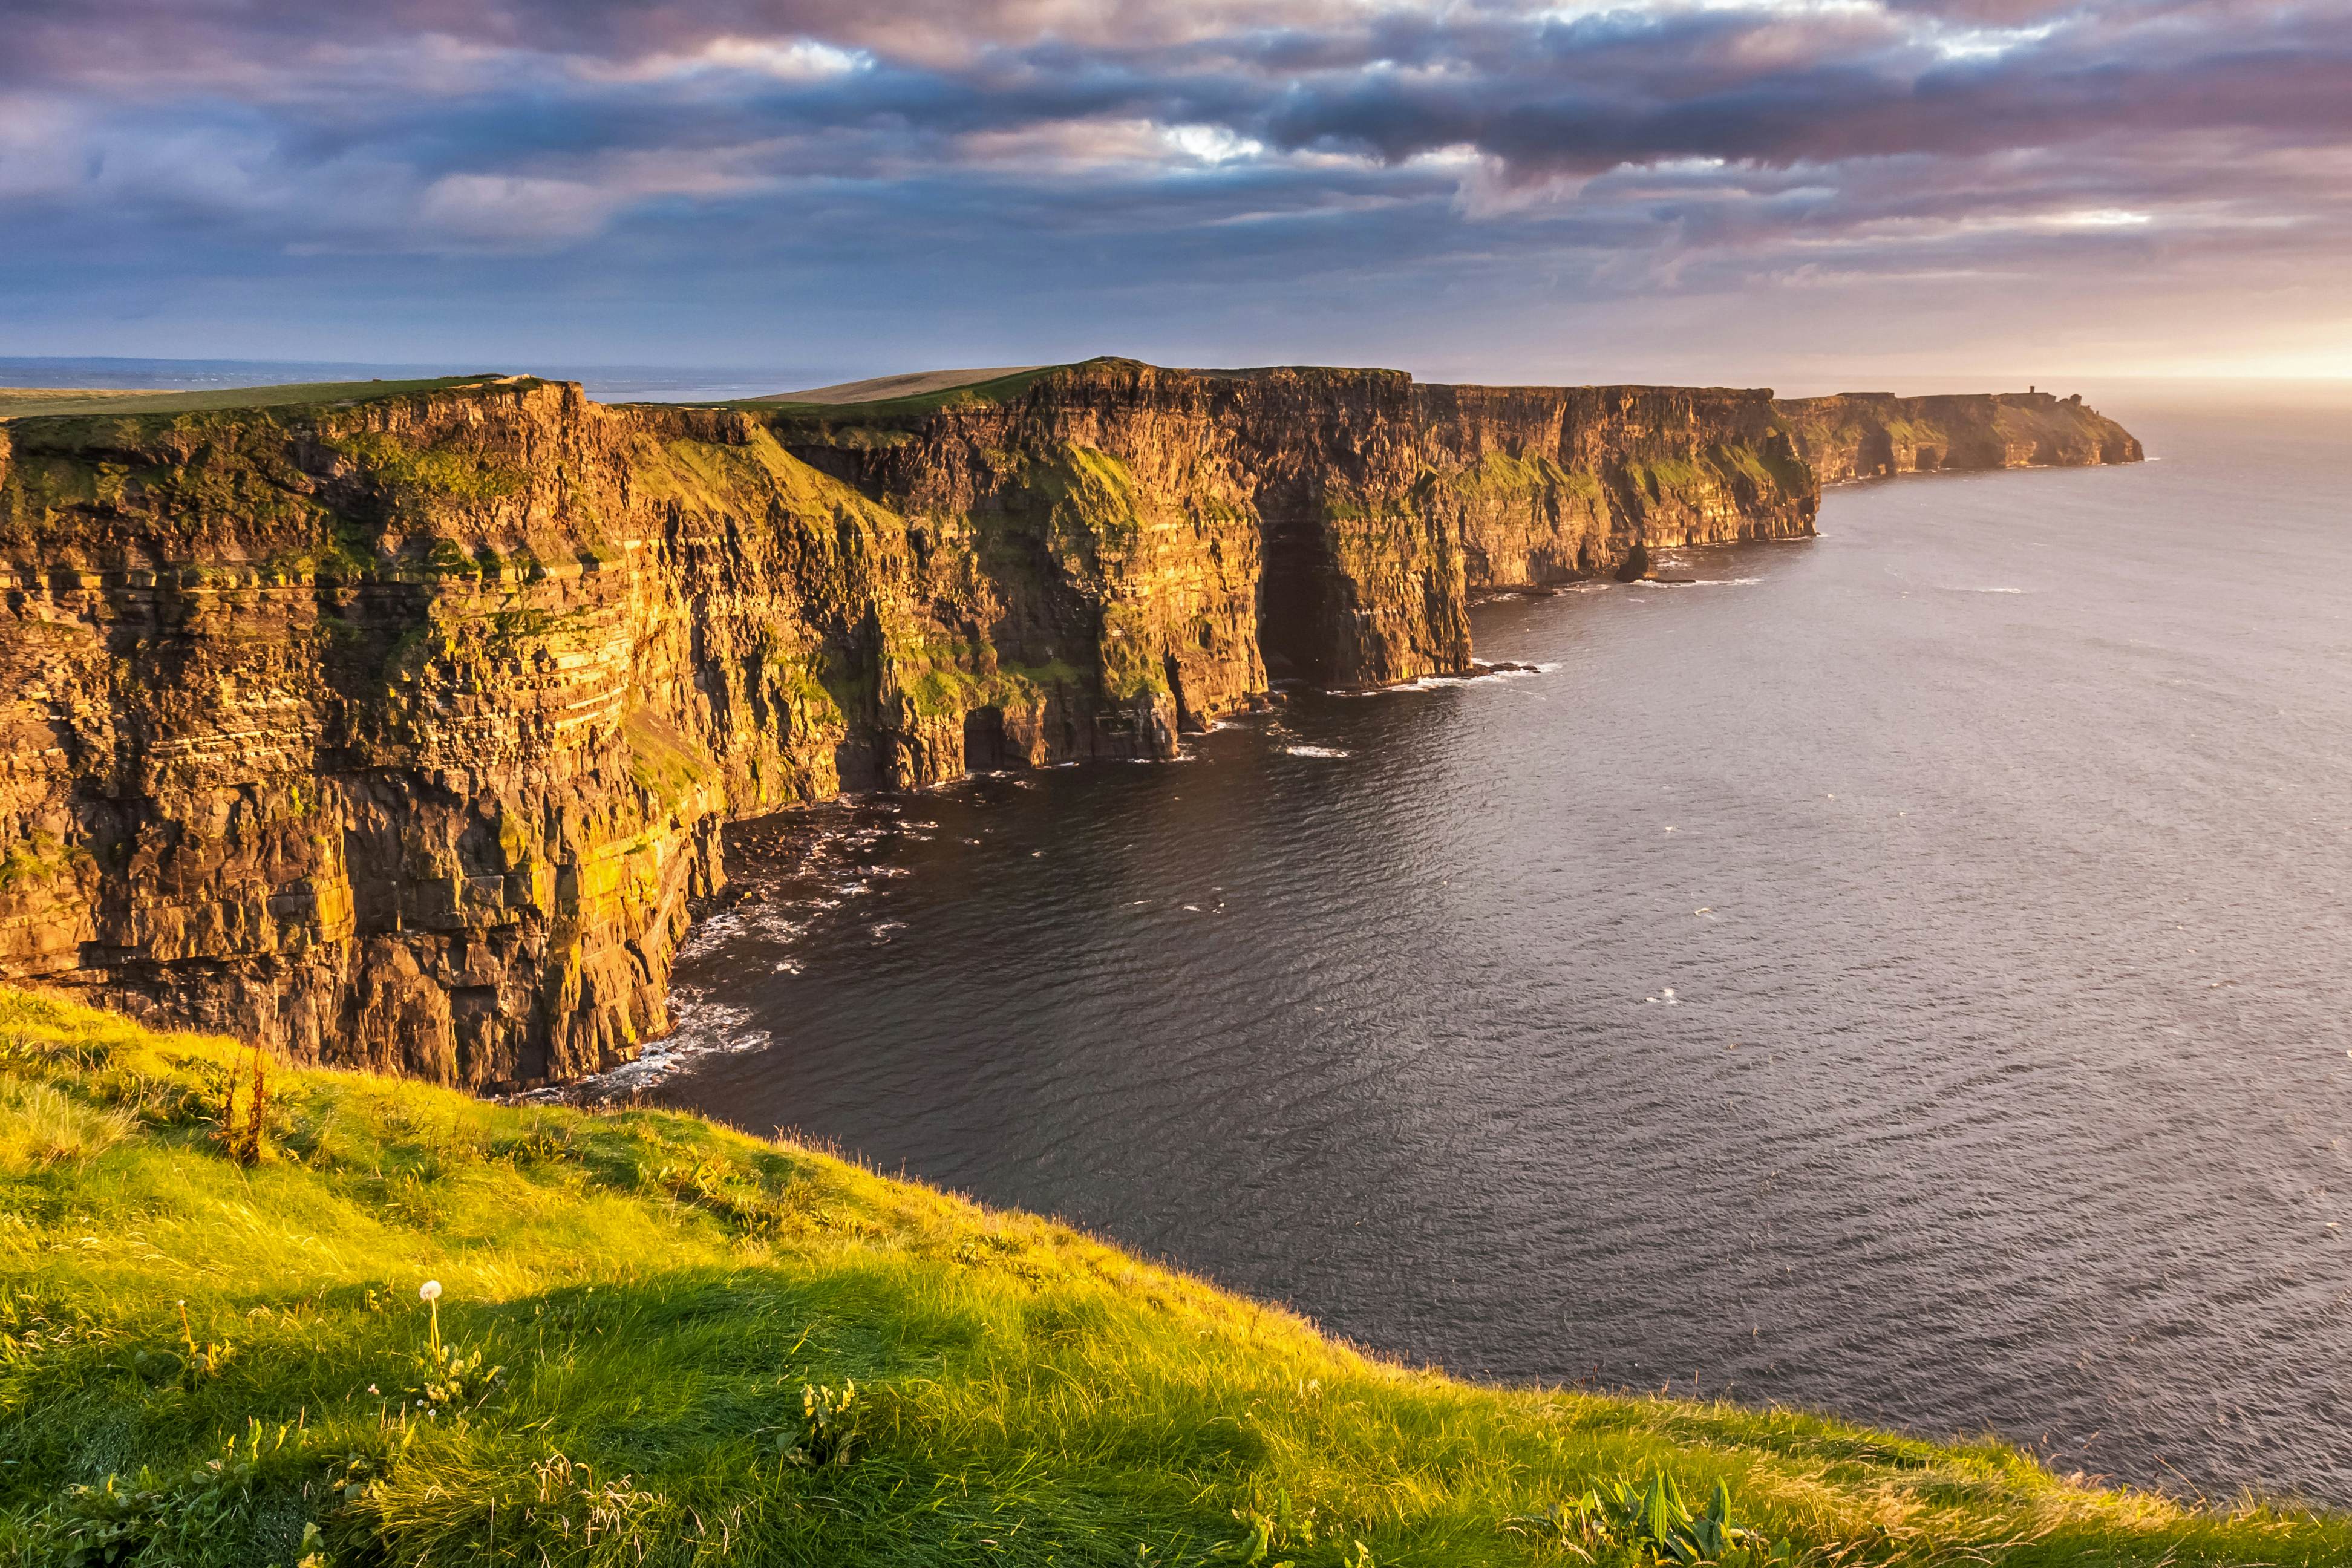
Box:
(0, 360), (2139, 1084)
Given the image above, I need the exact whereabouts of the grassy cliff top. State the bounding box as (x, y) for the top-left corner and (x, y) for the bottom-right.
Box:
(755, 367), (1055, 406)
(734, 359), (1426, 441)
(0, 989), (2336, 1567)
(735, 364), (1076, 423)
(740, 360), (1411, 420)
(0, 376), (508, 422)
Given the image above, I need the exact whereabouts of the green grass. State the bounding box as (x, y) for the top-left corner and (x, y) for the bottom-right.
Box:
(735, 367), (1053, 410)
(622, 707), (717, 810)
(730, 365), (1078, 431)
(0, 377), (502, 421)
(0, 389), (177, 420)
(0, 988), (2342, 1567)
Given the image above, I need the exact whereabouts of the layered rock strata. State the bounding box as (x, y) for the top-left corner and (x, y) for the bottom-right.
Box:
(0, 361), (2138, 1084)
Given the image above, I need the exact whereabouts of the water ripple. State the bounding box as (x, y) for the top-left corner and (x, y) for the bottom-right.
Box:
(662, 394), (2352, 1504)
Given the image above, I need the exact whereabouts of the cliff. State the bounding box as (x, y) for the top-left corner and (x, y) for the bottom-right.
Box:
(1416, 382), (1816, 590)
(1776, 390), (2145, 483)
(0, 362), (2135, 1086)
(766, 365), (1821, 676)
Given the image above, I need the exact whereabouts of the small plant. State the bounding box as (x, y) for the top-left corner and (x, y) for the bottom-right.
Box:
(45, 1471), (194, 1567)
(174, 1298), (237, 1385)
(781, 1381), (860, 1468)
(518, 1452), (667, 1553)
(1504, 1475), (1791, 1566)
(1210, 1494), (1371, 1567)
(498, 1119), (573, 1164)
(951, 1232), (1024, 1265)
(215, 1039), (270, 1166)
(951, 1232), (1043, 1278)
(39, 1424), (318, 1567)
(404, 1280), (502, 1415)
(410, 1340), (503, 1415)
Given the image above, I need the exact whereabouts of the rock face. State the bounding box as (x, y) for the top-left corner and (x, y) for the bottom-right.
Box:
(0, 361), (2138, 1085)
(1416, 382), (1817, 591)
(1776, 390), (2145, 483)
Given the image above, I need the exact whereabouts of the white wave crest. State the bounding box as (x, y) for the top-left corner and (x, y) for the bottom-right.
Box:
(531, 1000), (773, 1101)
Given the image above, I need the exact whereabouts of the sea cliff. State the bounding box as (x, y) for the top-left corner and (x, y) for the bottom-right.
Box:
(1777, 390), (2144, 482)
(0, 361), (2139, 1085)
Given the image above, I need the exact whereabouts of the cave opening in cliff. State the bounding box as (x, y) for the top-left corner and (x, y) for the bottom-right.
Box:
(963, 705), (1007, 771)
(1860, 427), (1895, 477)
(1256, 514), (1340, 684)
(1162, 653), (1202, 733)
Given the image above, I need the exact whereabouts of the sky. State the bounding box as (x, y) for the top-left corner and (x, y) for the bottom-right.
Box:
(4, 0), (2349, 391)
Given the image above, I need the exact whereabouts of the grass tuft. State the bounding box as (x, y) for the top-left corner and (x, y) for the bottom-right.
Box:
(0, 1077), (134, 1172)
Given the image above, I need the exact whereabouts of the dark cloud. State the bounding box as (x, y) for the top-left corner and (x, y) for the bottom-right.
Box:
(1, 0), (2345, 377)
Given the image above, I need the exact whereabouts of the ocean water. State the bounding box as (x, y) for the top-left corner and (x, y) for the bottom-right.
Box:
(656, 386), (2352, 1504)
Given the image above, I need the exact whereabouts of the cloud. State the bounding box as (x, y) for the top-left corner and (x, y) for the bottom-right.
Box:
(414, 174), (621, 247)
(586, 35), (874, 86)
(1, 0), (2347, 377)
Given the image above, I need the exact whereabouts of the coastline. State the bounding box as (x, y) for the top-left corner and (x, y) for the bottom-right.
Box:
(0, 365), (2137, 1091)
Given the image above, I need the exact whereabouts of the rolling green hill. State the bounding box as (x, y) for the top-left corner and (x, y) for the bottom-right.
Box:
(0, 988), (2339, 1566)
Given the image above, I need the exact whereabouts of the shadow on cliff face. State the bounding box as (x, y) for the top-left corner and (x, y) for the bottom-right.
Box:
(1256, 517), (1341, 684)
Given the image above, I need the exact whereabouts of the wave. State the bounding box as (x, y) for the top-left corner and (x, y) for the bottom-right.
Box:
(1330, 661), (1558, 697)
(526, 999), (773, 1102)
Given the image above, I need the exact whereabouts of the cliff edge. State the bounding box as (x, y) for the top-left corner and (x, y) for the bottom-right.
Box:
(0, 363), (2138, 1085)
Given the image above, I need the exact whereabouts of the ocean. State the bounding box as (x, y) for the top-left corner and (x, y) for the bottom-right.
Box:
(648, 384), (2352, 1504)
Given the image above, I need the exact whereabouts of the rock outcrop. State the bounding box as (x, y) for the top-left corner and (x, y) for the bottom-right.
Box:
(0, 361), (2137, 1085)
